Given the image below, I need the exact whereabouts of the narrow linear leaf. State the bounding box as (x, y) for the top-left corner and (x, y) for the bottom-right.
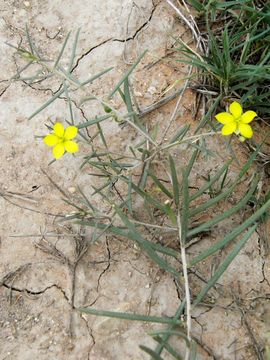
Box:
(138, 155), (150, 190)
(193, 224), (257, 307)
(169, 125), (190, 144)
(68, 28), (81, 72)
(63, 82), (74, 124)
(186, 148), (199, 177)
(78, 308), (182, 326)
(190, 145), (260, 204)
(192, 143), (262, 215)
(124, 78), (137, 124)
(187, 175), (260, 238)
(155, 302), (185, 355)
(113, 204), (180, 277)
(77, 114), (113, 129)
(108, 50), (147, 99)
(153, 336), (183, 360)
(151, 330), (189, 345)
(77, 220), (180, 260)
(25, 25), (35, 55)
(121, 176), (171, 215)
(195, 95), (221, 132)
(169, 155), (180, 207)
(81, 67), (114, 86)
(28, 87), (65, 119)
(54, 31), (71, 68)
(140, 346), (165, 360)
(78, 219), (180, 259)
(127, 173), (133, 215)
(148, 171), (173, 199)
(189, 197), (270, 266)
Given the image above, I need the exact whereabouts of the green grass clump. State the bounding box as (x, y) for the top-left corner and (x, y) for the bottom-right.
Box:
(179, 1), (270, 119)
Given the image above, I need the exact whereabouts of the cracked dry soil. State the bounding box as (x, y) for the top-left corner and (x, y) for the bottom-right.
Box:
(0, 1), (270, 359)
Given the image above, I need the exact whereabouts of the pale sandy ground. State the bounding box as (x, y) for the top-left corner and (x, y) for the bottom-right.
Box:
(0, 1), (269, 359)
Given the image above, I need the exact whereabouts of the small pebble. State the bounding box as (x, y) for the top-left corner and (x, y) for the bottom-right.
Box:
(24, 1), (30, 7)
(68, 187), (76, 193)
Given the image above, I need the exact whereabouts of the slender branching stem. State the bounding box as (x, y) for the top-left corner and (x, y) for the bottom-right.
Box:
(177, 208), (191, 360)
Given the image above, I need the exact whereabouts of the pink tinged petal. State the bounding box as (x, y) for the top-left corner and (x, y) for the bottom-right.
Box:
(64, 126), (78, 140)
(43, 134), (60, 147)
(229, 101), (242, 118)
(53, 123), (65, 137)
(238, 123), (253, 138)
(215, 112), (235, 124)
(221, 122), (237, 136)
(241, 110), (257, 123)
(53, 143), (65, 159)
(64, 141), (79, 153)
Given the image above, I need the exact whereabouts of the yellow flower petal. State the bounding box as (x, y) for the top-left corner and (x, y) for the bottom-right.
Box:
(238, 123), (253, 138)
(53, 143), (65, 159)
(53, 123), (65, 137)
(229, 101), (242, 118)
(64, 126), (78, 140)
(215, 112), (235, 124)
(221, 122), (237, 136)
(64, 141), (79, 153)
(241, 110), (257, 124)
(43, 134), (60, 147)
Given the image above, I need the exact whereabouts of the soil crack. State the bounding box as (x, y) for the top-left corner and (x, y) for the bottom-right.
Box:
(2, 282), (69, 302)
(96, 238), (111, 292)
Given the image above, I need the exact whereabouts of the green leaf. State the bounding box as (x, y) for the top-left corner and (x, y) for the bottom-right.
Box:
(81, 67), (114, 86)
(189, 159), (233, 201)
(140, 346), (165, 360)
(169, 155), (179, 207)
(78, 308), (183, 326)
(108, 50), (147, 99)
(78, 219), (180, 259)
(148, 171), (173, 199)
(152, 336), (183, 360)
(54, 31), (71, 68)
(192, 224), (257, 307)
(77, 114), (112, 129)
(189, 196), (270, 266)
(169, 125), (190, 144)
(188, 175), (260, 238)
(155, 302), (185, 355)
(68, 28), (81, 72)
(28, 87), (65, 119)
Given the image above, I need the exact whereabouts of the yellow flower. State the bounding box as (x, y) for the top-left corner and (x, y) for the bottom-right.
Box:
(215, 101), (257, 139)
(44, 123), (79, 159)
